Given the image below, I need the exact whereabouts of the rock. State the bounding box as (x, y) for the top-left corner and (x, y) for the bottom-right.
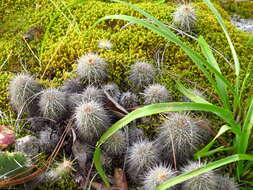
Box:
(15, 135), (39, 159)
(231, 15), (253, 34)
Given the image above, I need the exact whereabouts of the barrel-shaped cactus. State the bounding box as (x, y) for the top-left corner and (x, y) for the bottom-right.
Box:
(9, 73), (42, 114)
(76, 53), (108, 84)
(74, 100), (110, 143)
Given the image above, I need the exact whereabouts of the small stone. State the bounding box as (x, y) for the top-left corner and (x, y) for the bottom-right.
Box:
(15, 135), (39, 158)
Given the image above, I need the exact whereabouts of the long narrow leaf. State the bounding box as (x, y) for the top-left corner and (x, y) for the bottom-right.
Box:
(176, 80), (212, 104)
(203, 0), (240, 76)
(93, 103), (240, 185)
(194, 146), (234, 158)
(156, 154), (253, 190)
(198, 36), (230, 110)
(96, 103), (240, 147)
(240, 96), (253, 153)
(93, 148), (110, 186)
(194, 125), (231, 158)
(203, 0), (240, 114)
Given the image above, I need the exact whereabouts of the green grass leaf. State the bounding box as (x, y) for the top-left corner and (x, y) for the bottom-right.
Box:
(240, 96), (253, 153)
(194, 125), (231, 159)
(156, 154), (253, 190)
(176, 80), (211, 104)
(198, 36), (230, 110)
(203, 0), (240, 114)
(203, 0), (240, 76)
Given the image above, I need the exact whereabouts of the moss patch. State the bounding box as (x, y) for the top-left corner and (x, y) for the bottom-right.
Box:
(1, 0), (253, 188)
(221, 1), (253, 19)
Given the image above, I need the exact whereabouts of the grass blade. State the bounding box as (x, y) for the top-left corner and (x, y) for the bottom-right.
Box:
(194, 125), (231, 159)
(203, 0), (240, 76)
(195, 146), (234, 158)
(96, 103), (239, 147)
(156, 154), (253, 190)
(93, 148), (110, 187)
(176, 80), (211, 104)
(198, 36), (230, 110)
(203, 0), (240, 114)
(240, 96), (253, 153)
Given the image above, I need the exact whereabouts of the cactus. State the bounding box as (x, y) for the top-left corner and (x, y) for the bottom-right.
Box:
(128, 61), (156, 89)
(128, 126), (145, 145)
(60, 78), (84, 94)
(181, 161), (218, 190)
(103, 83), (121, 101)
(0, 151), (29, 180)
(217, 175), (239, 190)
(9, 73), (42, 114)
(45, 158), (74, 182)
(127, 140), (160, 181)
(173, 4), (196, 32)
(101, 130), (126, 157)
(143, 84), (172, 104)
(76, 53), (108, 84)
(82, 85), (105, 103)
(119, 91), (138, 108)
(39, 88), (68, 121)
(98, 39), (113, 50)
(156, 112), (209, 163)
(74, 100), (110, 143)
(142, 164), (176, 190)
(67, 93), (84, 111)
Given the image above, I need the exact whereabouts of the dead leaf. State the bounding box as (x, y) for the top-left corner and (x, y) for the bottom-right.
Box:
(0, 125), (15, 150)
(91, 168), (128, 190)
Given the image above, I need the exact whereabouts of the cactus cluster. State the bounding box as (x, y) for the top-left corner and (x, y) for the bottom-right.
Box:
(8, 51), (238, 189)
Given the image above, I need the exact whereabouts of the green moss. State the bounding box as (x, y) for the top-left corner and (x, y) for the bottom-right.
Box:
(2, 0), (252, 87)
(1, 0), (253, 188)
(221, 1), (253, 19)
(0, 72), (13, 111)
(37, 175), (78, 190)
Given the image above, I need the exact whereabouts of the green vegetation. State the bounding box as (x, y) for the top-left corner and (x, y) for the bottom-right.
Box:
(92, 0), (253, 189)
(1, 0), (253, 111)
(222, 1), (253, 19)
(1, 0), (253, 189)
